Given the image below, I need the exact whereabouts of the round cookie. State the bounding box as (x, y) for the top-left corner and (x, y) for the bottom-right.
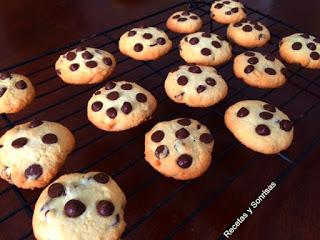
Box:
(33, 172), (126, 240)
(164, 64), (228, 107)
(224, 100), (294, 154)
(233, 51), (287, 88)
(55, 46), (116, 84)
(227, 19), (270, 48)
(210, 0), (247, 24)
(0, 72), (35, 114)
(279, 33), (320, 69)
(87, 80), (157, 132)
(179, 32), (232, 66)
(145, 118), (214, 180)
(0, 120), (75, 189)
(119, 26), (172, 61)
(166, 10), (202, 34)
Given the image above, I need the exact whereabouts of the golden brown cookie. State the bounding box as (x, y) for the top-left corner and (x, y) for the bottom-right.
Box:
(210, 0), (247, 24)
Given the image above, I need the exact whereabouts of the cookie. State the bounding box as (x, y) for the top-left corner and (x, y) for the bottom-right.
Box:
(55, 46), (116, 84)
(0, 120), (75, 189)
(179, 32), (232, 66)
(227, 19), (270, 48)
(224, 100), (294, 154)
(87, 80), (157, 132)
(145, 118), (214, 180)
(33, 172), (126, 240)
(233, 51), (287, 88)
(210, 0), (247, 24)
(119, 26), (172, 61)
(0, 72), (35, 114)
(164, 64), (228, 107)
(279, 33), (320, 69)
(166, 10), (202, 34)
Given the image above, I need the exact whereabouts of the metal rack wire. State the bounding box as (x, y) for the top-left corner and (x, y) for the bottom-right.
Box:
(0, 1), (319, 239)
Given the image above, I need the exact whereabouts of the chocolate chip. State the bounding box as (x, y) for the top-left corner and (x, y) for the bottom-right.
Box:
(0, 87), (7, 97)
(151, 130), (164, 142)
(76, 46), (86, 52)
(29, 119), (43, 128)
(244, 52), (255, 57)
(82, 51), (93, 60)
(314, 37), (320, 43)
(25, 164), (43, 179)
(121, 102), (132, 114)
(234, 22), (242, 27)
(121, 83), (133, 90)
(106, 107), (117, 119)
(189, 37), (199, 45)
(310, 52), (320, 60)
(105, 82), (116, 90)
(170, 66), (179, 73)
(237, 107), (249, 117)
(94, 172), (110, 183)
(211, 41), (221, 48)
(265, 68), (276, 75)
(206, 77), (216, 86)
(231, 7), (239, 13)
(143, 33), (153, 39)
(64, 199), (86, 218)
(292, 42), (302, 50)
(176, 128), (190, 139)
(300, 33), (309, 39)
(281, 68), (288, 77)
(265, 55), (275, 61)
(15, 80), (27, 89)
(215, 3), (224, 9)
(225, 11), (232, 15)
(177, 76), (188, 86)
(223, 1), (230, 3)
(263, 103), (276, 112)
(66, 52), (76, 61)
(69, 63), (79, 71)
(217, 35), (225, 41)
(201, 48), (211, 56)
(103, 57), (113, 66)
(188, 66), (202, 73)
(307, 42), (316, 51)
(92, 101), (103, 112)
(178, 17), (188, 22)
(0, 72), (11, 80)
(155, 145), (169, 159)
(244, 65), (254, 74)
(259, 111), (273, 120)
(128, 30), (136, 37)
(248, 57), (258, 65)
(202, 32), (211, 38)
(157, 38), (166, 45)
(200, 133), (214, 144)
(107, 91), (119, 101)
(177, 118), (191, 126)
(97, 200), (114, 216)
(197, 85), (206, 93)
(42, 134), (58, 144)
(172, 15), (180, 19)
(134, 43), (143, 52)
(95, 91), (101, 95)
(48, 183), (65, 198)
(86, 61), (98, 68)
(242, 25), (253, 32)
(254, 24), (263, 31)
(255, 124), (271, 136)
(280, 119), (293, 131)
(181, 11), (190, 16)
(177, 154), (192, 168)
(190, 16), (198, 20)
(12, 137), (28, 148)
(136, 93), (147, 102)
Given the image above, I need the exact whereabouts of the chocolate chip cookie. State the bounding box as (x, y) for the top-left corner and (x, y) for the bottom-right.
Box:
(166, 10), (202, 34)
(33, 172), (126, 240)
(164, 64), (228, 107)
(224, 100), (294, 154)
(0, 120), (75, 189)
(210, 0), (247, 24)
(55, 46), (116, 84)
(145, 118), (214, 180)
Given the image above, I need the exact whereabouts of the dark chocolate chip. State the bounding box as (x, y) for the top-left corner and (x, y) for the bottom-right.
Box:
(121, 102), (132, 114)
(106, 91), (119, 101)
(242, 25), (253, 32)
(103, 57), (113, 66)
(92, 101), (103, 112)
(234, 22), (242, 27)
(231, 7), (239, 13)
(200, 133), (214, 144)
(93, 172), (110, 184)
(225, 11), (232, 15)
(128, 30), (137, 37)
(76, 46), (86, 52)
(310, 52), (320, 60)
(201, 48), (211, 56)
(215, 3), (224, 9)
(0, 72), (11, 80)
(244, 52), (255, 57)
(177, 154), (192, 168)
(307, 42), (316, 51)
(211, 41), (221, 48)
(86, 61), (98, 68)
(66, 52), (76, 61)
(12, 137), (28, 148)
(172, 14), (180, 19)
(105, 82), (116, 90)
(188, 66), (202, 73)
(0, 87), (7, 97)
(136, 93), (147, 102)
(202, 32), (212, 38)
(177, 76), (188, 86)
(292, 42), (302, 50)
(143, 33), (153, 39)
(265, 68), (277, 75)
(157, 37), (166, 45)
(155, 145), (169, 159)
(106, 108), (117, 119)
(25, 164), (43, 180)
(197, 85), (206, 93)
(42, 134), (58, 144)
(177, 118), (191, 126)
(255, 124), (271, 136)
(190, 15), (198, 20)
(263, 103), (276, 112)
(178, 17), (188, 22)
(244, 65), (254, 74)
(97, 200), (114, 216)
(48, 183), (65, 198)
(15, 80), (27, 89)
(121, 83), (133, 90)
(280, 119), (293, 131)
(189, 37), (199, 45)
(175, 128), (190, 139)
(259, 111), (273, 120)
(69, 63), (79, 71)
(248, 57), (258, 65)
(94, 90), (101, 95)
(300, 33), (309, 39)
(64, 199), (86, 218)
(134, 43), (143, 52)
(82, 51), (93, 60)
(237, 107), (249, 117)
(151, 130), (164, 142)
(254, 24), (263, 31)
(206, 77), (216, 86)
(265, 55), (275, 61)
(29, 119), (43, 128)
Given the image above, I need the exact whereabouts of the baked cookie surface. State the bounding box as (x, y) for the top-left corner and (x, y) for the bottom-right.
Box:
(145, 118), (214, 180)
(166, 10), (202, 34)
(224, 100), (294, 154)
(0, 72), (35, 114)
(179, 32), (232, 66)
(233, 51), (287, 88)
(32, 172), (126, 240)
(0, 120), (75, 189)
(279, 33), (320, 69)
(87, 81), (157, 132)
(210, 0), (247, 24)
(227, 19), (270, 48)
(55, 46), (116, 84)
(119, 26), (172, 61)
(164, 64), (228, 107)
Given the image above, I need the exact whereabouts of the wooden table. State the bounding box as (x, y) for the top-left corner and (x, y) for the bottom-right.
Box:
(0, 1), (319, 239)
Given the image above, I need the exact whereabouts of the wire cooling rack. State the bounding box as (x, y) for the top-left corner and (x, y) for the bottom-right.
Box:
(0, 1), (320, 239)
